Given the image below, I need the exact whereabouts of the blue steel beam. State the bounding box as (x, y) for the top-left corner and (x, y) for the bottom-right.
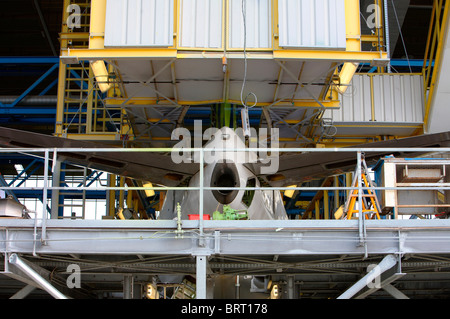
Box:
(0, 57), (60, 64)
(363, 59), (434, 73)
(7, 159), (38, 186)
(3, 64), (59, 108)
(39, 78), (58, 96)
(0, 174), (18, 202)
(0, 107), (82, 115)
(13, 190), (106, 200)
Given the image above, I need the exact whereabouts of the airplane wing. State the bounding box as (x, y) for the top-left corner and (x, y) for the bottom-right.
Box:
(0, 127), (198, 186)
(1, 126), (449, 188)
(264, 131), (450, 187)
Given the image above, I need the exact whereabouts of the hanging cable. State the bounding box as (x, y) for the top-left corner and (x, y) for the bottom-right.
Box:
(240, 0), (257, 109)
(240, 0), (258, 138)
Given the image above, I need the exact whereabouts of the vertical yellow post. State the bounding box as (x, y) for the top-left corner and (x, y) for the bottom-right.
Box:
(90, 0), (107, 49)
(55, 61), (67, 136)
(345, 0), (361, 51)
(370, 74), (376, 121)
(55, 0), (70, 137)
(119, 176), (125, 208)
(107, 174), (116, 217)
(334, 176), (340, 212)
(315, 200), (320, 220)
(133, 198), (139, 214)
(272, 0), (280, 50)
(86, 67), (94, 134)
(324, 191), (329, 220)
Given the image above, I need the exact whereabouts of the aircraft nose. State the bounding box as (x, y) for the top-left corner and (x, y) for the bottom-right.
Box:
(210, 162), (239, 204)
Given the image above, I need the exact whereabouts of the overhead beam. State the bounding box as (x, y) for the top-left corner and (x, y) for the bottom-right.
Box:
(196, 255), (209, 299)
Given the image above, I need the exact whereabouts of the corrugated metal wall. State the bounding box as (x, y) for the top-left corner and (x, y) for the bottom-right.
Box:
(372, 74), (424, 123)
(327, 74), (424, 123)
(229, 0), (272, 49)
(104, 0), (174, 47)
(179, 0), (223, 49)
(278, 0), (346, 49)
(104, 0), (348, 50)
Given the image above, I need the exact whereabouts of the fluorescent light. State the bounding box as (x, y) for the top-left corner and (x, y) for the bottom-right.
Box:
(337, 62), (359, 93)
(90, 60), (111, 93)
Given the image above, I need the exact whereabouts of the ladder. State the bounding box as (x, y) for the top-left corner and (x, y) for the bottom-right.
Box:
(344, 154), (381, 220)
(57, 0), (130, 139)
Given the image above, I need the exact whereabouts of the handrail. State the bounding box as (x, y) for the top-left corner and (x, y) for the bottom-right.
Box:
(0, 146), (449, 249)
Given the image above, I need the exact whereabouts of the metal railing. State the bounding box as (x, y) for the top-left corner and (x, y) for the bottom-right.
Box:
(0, 146), (449, 253)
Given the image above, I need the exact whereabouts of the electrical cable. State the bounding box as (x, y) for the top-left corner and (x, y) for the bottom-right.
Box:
(240, 0), (257, 109)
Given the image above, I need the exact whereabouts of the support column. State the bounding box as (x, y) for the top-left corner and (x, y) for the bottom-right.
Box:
(106, 174), (116, 217)
(50, 160), (65, 219)
(55, 61), (67, 137)
(123, 275), (134, 299)
(324, 190), (329, 220)
(89, 0), (106, 50)
(196, 255), (208, 299)
(287, 276), (295, 299)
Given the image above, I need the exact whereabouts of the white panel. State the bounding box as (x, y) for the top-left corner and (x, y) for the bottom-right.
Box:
(278, 0), (346, 49)
(105, 0), (174, 47)
(329, 74), (424, 123)
(372, 75), (424, 123)
(229, 0), (271, 49)
(179, 0), (223, 49)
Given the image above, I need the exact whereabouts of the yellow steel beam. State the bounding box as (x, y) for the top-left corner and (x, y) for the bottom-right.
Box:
(315, 200), (320, 220)
(65, 133), (119, 141)
(55, 61), (67, 137)
(345, 0), (362, 52)
(60, 32), (90, 40)
(361, 35), (379, 42)
(89, 0), (106, 49)
(61, 48), (178, 61)
(65, 49), (384, 64)
(55, 0), (71, 137)
(107, 174), (116, 217)
(324, 190), (330, 220)
(274, 50), (387, 62)
(106, 98), (341, 108)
